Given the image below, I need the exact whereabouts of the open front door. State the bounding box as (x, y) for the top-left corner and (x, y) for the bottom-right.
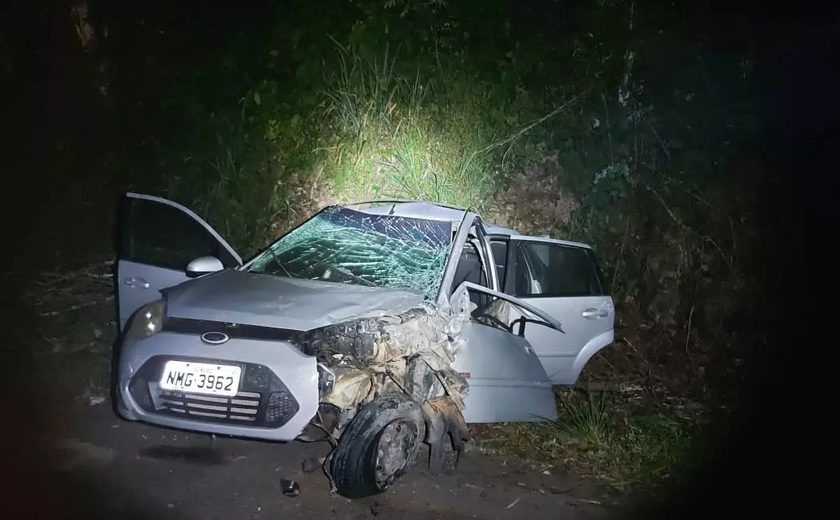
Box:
(117, 193), (242, 330)
(493, 236), (614, 385)
(449, 282), (561, 424)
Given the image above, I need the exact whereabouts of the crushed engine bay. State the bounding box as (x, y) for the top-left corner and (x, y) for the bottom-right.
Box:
(291, 290), (473, 432)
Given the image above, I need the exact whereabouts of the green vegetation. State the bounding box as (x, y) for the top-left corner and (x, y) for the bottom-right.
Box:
(475, 388), (703, 494)
(101, 0), (760, 335)
(316, 37), (497, 209)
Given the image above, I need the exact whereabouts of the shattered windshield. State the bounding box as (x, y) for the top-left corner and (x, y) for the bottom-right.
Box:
(248, 206), (453, 299)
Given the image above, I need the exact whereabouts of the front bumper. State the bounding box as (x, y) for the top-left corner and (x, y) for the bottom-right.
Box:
(116, 331), (319, 442)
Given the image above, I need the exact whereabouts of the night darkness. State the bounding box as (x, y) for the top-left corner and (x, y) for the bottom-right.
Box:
(3, 0), (836, 518)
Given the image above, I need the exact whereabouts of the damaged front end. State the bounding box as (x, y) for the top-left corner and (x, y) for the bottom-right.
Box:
(243, 204), (476, 492)
(290, 291), (473, 466)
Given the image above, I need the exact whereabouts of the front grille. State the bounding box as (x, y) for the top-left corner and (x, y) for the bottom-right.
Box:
(158, 390), (262, 423)
(129, 355), (300, 428)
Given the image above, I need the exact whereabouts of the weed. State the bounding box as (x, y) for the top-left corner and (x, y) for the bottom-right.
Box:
(474, 388), (702, 494)
(618, 414), (700, 483)
(550, 388), (615, 446)
(323, 38), (406, 140)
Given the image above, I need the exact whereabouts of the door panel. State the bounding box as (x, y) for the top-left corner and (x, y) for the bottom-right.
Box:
(451, 321), (557, 423)
(117, 260), (190, 331)
(505, 298), (613, 383)
(117, 193), (242, 330)
(503, 238), (615, 385)
(449, 282), (558, 423)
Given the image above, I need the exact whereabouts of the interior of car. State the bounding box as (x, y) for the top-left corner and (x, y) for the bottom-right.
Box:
(449, 240), (493, 306)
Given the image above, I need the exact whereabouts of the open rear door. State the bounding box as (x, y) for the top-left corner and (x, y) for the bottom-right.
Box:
(493, 236), (614, 385)
(117, 193), (242, 330)
(449, 282), (561, 423)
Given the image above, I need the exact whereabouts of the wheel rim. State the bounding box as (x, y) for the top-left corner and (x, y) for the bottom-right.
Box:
(374, 419), (419, 488)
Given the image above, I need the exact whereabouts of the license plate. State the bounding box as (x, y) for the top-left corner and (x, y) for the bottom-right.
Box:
(160, 361), (242, 397)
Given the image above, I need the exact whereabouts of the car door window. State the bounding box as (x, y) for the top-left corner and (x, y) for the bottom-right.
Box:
(451, 242), (491, 290)
(514, 242), (604, 297)
(450, 241), (493, 306)
(123, 197), (238, 271)
(490, 241), (508, 289)
(452, 281), (566, 336)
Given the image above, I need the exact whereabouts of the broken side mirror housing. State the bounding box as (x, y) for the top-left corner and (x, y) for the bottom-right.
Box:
(186, 256), (224, 278)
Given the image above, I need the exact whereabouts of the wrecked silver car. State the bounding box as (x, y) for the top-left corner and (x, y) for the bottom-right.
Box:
(114, 194), (615, 498)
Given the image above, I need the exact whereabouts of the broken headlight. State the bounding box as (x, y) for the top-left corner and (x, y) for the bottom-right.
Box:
(290, 318), (385, 361)
(125, 299), (166, 341)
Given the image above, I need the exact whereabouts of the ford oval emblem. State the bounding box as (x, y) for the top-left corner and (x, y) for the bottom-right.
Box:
(201, 331), (230, 345)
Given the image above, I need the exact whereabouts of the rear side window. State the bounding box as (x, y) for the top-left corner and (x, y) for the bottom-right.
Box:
(122, 197), (237, 270)
(514, 242), (605, 297)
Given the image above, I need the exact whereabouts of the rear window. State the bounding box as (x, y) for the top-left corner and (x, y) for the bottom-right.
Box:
(514, 242), (606, 297)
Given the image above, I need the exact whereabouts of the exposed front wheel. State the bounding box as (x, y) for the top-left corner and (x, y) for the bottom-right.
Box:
(330, 393), (424, 498)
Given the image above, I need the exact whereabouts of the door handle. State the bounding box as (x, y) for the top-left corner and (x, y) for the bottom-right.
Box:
(582, 308), (608, 319)
(124, 277), (150, 289)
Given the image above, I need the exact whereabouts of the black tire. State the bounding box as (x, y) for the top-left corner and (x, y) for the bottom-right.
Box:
(330, 393), (425, 498)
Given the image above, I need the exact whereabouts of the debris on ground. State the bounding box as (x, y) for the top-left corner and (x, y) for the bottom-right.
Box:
(547, 486), (573, 495)
(88, 396), (106, 406)
(281, 479), (300, 497)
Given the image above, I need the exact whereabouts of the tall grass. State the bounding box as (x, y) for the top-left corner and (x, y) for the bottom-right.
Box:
(323, 38), (408, 140)
(320, 40), (494, 210)
(380, 126), (491, 209)
(550, 388), (615, 446)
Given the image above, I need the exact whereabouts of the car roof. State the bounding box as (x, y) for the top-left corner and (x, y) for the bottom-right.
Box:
(344, 200), (591, 249)
(354, 200), (468, 222)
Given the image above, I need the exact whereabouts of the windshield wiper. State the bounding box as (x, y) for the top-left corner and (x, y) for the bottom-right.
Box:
(265, 246), (298, 279)
(315, 260), (376, 287)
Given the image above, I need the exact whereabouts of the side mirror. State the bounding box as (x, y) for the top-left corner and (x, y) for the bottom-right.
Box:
(186, 256), (224, 278)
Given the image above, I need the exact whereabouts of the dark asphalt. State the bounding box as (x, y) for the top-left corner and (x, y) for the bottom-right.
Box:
(28, 402), (608, 520)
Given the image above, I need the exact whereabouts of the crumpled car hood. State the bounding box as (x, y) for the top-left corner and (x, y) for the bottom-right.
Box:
(162, 269), (426, 331)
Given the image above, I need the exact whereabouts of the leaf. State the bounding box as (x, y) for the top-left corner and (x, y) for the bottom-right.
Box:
(253, 91), (262, 106)
(269, 49), (279, 57)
